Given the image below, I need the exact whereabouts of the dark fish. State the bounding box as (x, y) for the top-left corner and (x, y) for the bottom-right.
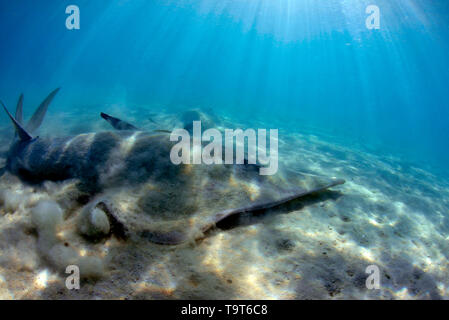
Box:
(100, 112), (138, 130)
(1, 89), (345, 245)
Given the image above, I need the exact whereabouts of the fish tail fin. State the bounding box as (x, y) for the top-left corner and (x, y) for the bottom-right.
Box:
(16, 94), (23, 124)
(26, 88), (60, 133)
(1, 100), (33, 141)
(13, 94), (24, 139)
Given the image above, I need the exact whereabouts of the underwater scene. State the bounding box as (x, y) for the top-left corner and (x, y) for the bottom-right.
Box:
(0, 0), (448, 300)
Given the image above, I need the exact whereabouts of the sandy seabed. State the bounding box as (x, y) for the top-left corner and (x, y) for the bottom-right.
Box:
(0, 108), (448, 300)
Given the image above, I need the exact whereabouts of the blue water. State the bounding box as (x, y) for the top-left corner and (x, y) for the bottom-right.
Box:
(1, 0), (448, 177)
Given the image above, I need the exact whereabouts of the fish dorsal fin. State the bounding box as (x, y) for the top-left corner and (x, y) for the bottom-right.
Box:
(100, 112), (138, 130)
(1, 100), (33, 141)
(16, 94), (23, 124)
(26, 88), (60, 133)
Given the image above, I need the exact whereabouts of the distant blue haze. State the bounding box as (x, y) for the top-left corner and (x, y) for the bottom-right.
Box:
(0, 0), (448, 177)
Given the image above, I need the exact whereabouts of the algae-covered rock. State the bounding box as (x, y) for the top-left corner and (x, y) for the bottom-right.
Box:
(77, 202), (110, 239)
(31, 200), (63, 239)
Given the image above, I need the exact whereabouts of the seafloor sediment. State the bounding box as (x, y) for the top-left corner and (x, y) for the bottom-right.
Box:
(0, 108), (448, 299)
